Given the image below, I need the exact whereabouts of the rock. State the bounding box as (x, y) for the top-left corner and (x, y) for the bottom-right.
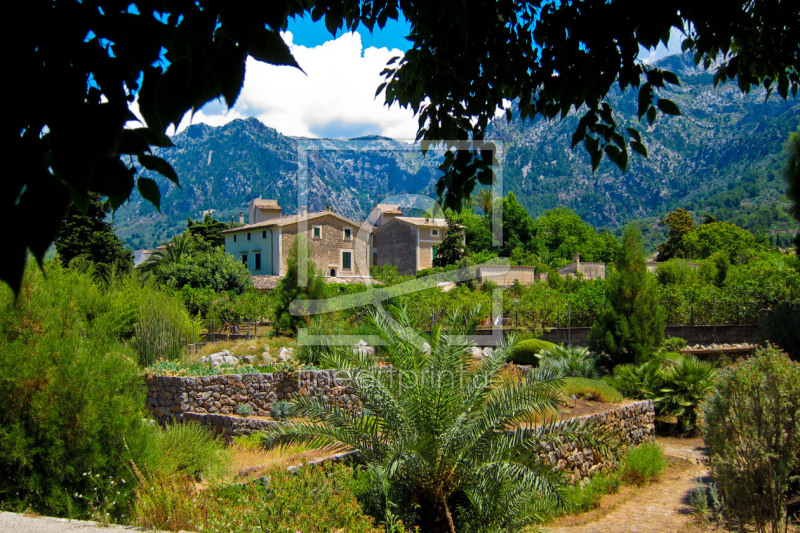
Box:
(353, 340), (375, 357)
(469, 346), (483, 358)
(278, 347), (294, 362)
(221, 354), (240, 365)
(241, 355), (257, 365)
(482, 347), (494, 358)
(421, 342), (431, 355)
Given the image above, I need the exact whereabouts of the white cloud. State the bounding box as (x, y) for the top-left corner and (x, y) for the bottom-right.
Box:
(174, 32), (417, 140)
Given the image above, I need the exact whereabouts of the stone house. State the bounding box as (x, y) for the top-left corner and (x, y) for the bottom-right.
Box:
(222, 199), (371, 278)
(557, 253), (606, 280)
(372, 205), (454, 275)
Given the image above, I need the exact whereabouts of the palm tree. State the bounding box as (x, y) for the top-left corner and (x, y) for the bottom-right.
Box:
(472, 188), (496, 216)
(262, 305), (611, 532)
(138, 232), (195, 272)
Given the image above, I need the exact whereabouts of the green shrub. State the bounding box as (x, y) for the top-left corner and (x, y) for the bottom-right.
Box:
(235, 404), (253, 416)
(561, 378), (623, 403)
(702, 347), (800, 533)
(620, 442), (666, 486)
(538, 345), (600, 379)
(510, 338), (557, 365)
(659, 355), (717, 434)
(663, 336), (687, 352)
(604, 361), (665, 400)
(147, 423), (232, 483)
(133, 464), (382, 532)
(129, 295), (191, 367)
(0, 261), (154, 521)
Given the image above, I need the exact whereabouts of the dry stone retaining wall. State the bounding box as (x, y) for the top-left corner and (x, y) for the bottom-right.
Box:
(145, 370), (361, 425)
(536, 400), (656, 483)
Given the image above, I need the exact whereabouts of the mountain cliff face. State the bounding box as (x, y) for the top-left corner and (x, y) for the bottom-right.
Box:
(114, 53), (800, 249)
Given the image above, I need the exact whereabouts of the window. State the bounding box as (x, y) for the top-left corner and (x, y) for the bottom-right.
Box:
(247, 232), (251, 241)
(233, 234), (237, 242)
(343, 227), (352, 240)
(262, 230), (267, 239)
(241, 254), (247, 266)
(254, 253), (261, 270)
(313, 226), (322, 239)
(432, 229), (439, 236)
(342, 251), (352, 270)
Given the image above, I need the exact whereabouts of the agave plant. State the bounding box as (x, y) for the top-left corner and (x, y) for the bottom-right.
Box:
(262, 304), (611, 532)
(537, 345), (600, 379)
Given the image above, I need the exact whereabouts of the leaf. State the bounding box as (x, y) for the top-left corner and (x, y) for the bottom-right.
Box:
(248, 30), (304, 72)
(630, 141), (648, 157)
(139, 155), (180, 186)
(662, 71), (680, 86)
(657, 99), (681, 116)
(626, 128), (642, 142)
(137, 177), (161, 211)
(647, 107), (657, 125)
(637, 83), (653, 118)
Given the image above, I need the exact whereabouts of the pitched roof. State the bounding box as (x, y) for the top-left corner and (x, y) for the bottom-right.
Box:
(392, 216), (448, 227)
(221, 210), (372, 234)
(251, 199), (281, 210)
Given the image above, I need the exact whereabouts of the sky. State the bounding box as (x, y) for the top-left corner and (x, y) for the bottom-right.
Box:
(172, 16), (684, 141)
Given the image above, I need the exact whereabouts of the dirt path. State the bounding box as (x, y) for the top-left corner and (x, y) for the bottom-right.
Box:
(544, 437), (709, 533)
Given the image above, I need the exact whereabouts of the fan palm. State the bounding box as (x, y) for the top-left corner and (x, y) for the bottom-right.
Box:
(472, 188), (496, 216)
(262, 305), (611, 532)
(138, 232), (195, 271)
(537, 345), (601, 379)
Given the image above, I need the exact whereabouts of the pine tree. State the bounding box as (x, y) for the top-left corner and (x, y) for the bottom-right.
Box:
(54, 194), (133, 274)
(433, 219), (465, 267)
(589, 226), (665, 365)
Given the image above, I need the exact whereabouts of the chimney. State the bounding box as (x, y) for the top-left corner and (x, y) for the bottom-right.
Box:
(300, 205), (307, 217)
(239, 212), (245, 225)
(574, 252), (581, 267)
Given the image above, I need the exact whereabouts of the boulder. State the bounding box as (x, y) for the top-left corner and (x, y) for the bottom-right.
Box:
(469, 346), (484, 358)
(241, 355), (257, 365)
(482, 347), (494, 358)
(278, 347), (294, 362)
(421, 342), (431, 355)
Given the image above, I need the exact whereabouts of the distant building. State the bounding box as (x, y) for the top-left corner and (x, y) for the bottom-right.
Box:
(372, 205), (458, 275)
(222, 199), (371, 278)
(557, 254), (606, 280)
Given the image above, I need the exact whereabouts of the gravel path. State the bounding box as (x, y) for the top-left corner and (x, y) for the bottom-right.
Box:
(544, 437), (709, 533)
(0, 512), (164, 533)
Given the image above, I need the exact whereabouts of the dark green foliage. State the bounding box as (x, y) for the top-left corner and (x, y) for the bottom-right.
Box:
(0, 262), (154, 520)
(785, 126), (800, 255)
(272, 238), (326, 336)
(152, 246), (252, 294)
(703, 347), (800, 532)
(509, 338), (558, 365)
(762, 302), (800, 361)
(656, 208), (695, 261)
(186, 214), (227, 249)
(55, 195), (133, 275)
(433, 218), (466, 267)
(589, 226), (665, 365)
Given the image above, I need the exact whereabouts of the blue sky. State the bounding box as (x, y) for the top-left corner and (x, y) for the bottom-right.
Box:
(172, 17), (684, 140)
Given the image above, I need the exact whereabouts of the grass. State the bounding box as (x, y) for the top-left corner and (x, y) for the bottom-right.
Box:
(561, 377), (624, 404)
(536, 442), (666, 524)
(148, 422), (233, 483)
(192, 335), (297, 361)
(620, 442), (667, 486)
(132, 463), (382, 533)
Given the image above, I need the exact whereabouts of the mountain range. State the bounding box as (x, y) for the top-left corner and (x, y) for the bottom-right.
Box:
(114, 52), (800, 250)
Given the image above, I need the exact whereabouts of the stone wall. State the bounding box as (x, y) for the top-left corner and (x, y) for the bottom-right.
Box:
(145, 370), (361, 425)
(538, 325), (762, 346)
(535, 400), (655, 483)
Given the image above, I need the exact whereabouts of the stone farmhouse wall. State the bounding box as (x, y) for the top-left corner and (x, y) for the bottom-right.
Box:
(281, 213), (371, 277)
(145, 370), (361, 425)
(373, 220), (417, 275)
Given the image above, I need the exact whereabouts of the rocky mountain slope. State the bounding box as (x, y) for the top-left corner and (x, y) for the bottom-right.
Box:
(114, 52), (800, 249)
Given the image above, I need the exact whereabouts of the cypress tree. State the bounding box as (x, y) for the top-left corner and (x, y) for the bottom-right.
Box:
(588, 226), (665, 365)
